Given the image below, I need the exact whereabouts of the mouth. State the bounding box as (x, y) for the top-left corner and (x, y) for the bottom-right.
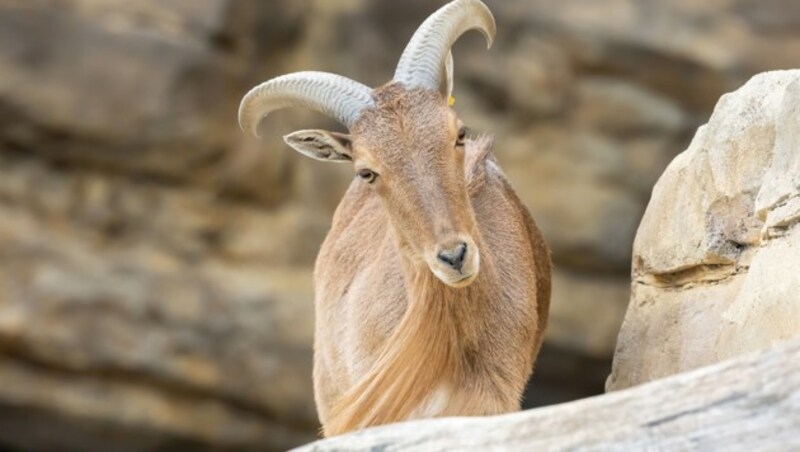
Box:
(428, 262), (478, 288)
(446, 271), (477, 288)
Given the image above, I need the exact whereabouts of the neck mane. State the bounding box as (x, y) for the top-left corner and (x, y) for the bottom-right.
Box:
(324, 239), (491, 436)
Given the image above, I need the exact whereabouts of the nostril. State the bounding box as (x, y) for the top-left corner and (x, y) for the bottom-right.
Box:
(454, 243), (467, 264)
(437, 242), (468, 271)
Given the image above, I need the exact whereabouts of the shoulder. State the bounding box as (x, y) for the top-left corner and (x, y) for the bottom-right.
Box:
(464, 136), (551, 329)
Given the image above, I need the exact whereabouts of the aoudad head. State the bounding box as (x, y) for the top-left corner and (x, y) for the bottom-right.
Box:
(238, 0), (496, 288)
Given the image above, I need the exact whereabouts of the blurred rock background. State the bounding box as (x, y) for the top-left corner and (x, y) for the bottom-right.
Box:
(0, 0), (797, 451)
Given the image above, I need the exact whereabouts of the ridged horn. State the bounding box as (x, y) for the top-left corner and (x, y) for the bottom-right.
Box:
(238, 71), (374, 138)
(393, 0), (496, 92)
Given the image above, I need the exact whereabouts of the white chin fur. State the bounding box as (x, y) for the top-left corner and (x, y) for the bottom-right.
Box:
(430, 265), (479, 288)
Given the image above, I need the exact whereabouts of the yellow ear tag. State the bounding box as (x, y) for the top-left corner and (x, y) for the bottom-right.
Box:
(448, 96), (456, 107)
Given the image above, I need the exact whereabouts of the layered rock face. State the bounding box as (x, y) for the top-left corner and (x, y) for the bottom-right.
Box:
(0, 2), (321, 451)
(607, 70), (800, 390)
(0, 0), (799, 450)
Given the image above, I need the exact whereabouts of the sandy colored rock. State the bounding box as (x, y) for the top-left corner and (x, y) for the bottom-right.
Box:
(608, 70), (800, 391)
(0, 153), (319, 451)
(0, 1), (311, 206)
(0, 3), (233, 171)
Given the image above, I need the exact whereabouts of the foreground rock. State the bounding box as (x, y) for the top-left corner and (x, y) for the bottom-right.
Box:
(607, 70), (800, 390)
(299, 336), (800, 451)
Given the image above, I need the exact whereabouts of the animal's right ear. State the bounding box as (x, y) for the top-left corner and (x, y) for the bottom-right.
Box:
(283, 129), (353, 162)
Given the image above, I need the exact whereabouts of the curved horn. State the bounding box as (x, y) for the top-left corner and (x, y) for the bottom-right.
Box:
(238, 71), (374, 138)
(393, 0), (496, 92)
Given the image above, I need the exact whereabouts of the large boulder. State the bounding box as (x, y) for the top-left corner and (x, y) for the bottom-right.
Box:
(607, 70), (800, 390)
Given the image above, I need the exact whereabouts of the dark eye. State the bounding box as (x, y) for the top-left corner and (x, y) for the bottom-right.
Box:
(357, 168), (378, 183)
(456, 127), (468, 146)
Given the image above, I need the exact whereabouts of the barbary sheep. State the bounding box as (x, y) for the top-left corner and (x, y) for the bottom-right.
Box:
(238, 0), (551, 437)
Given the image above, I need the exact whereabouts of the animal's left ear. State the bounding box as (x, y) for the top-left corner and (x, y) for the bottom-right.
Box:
(283, 129), (353, 162)
(464, 135), (495, 194)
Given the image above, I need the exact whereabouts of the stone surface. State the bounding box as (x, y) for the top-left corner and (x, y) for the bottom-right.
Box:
(607, 70), (800, 391)
(0, 0), (312, 207)
(0, 2), (234, 173)
(298, 336), (800, 451)
(0, 152), (320, 451)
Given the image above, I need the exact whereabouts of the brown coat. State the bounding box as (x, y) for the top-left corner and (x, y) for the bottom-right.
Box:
(312, 85), (551, 436)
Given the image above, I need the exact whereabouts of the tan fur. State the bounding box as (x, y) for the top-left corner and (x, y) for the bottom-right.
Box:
(311, 84), (551, 436)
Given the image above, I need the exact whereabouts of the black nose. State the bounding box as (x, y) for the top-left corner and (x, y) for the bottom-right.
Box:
(437, 242), (467, 271)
